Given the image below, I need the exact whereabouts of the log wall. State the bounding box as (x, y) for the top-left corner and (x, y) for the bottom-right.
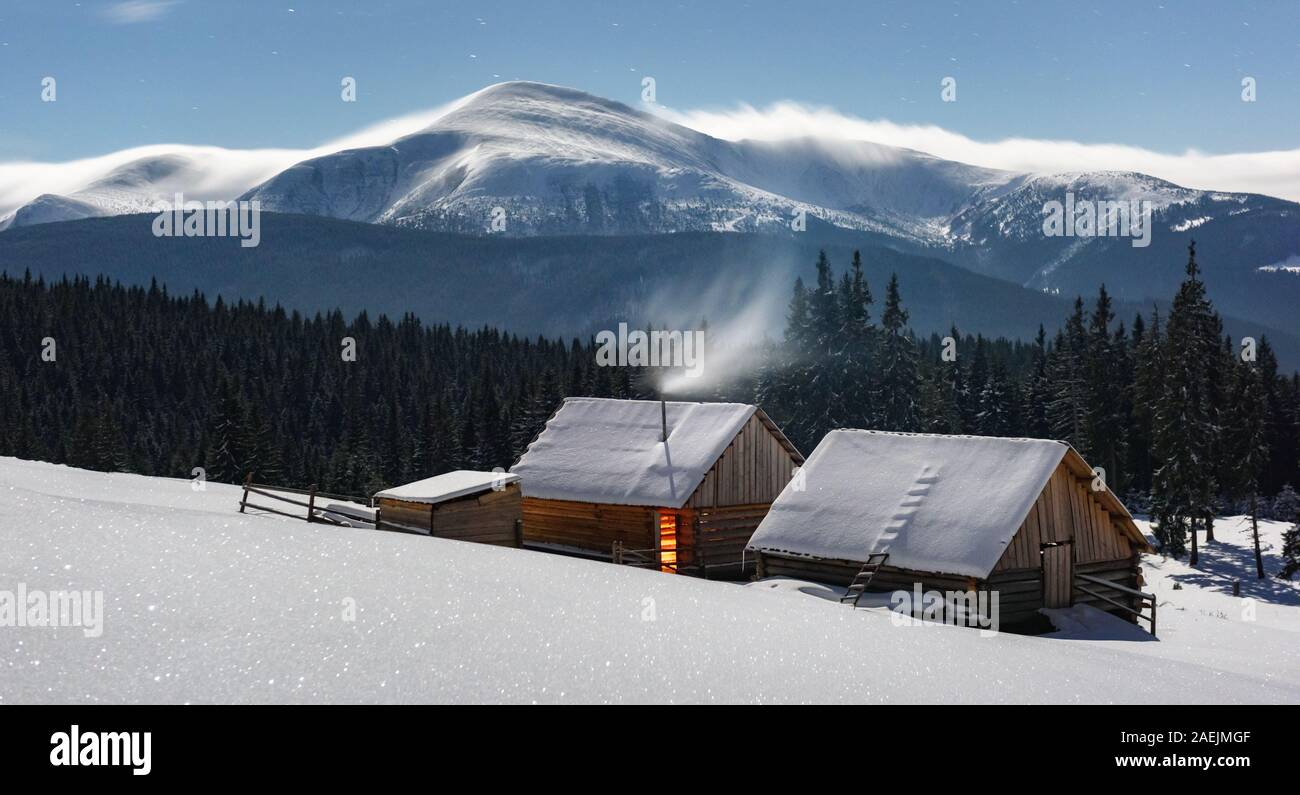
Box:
(521, 496), (658, 556)
(755, 552), (976, 592)
(980, 567), (1045, 626)
(693, 503), (772, 577)
(376, 482), (522, 547)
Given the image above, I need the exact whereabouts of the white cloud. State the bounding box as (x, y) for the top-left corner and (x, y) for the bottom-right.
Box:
(4, 88), (1299, 221)
(102, 1), (182, 25)
(0, 102), (464, 217)
(649, 100), (1300, 203)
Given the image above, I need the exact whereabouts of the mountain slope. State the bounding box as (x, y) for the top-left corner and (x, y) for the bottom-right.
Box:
(0, 212), (1072, 340)
(2, 213), (1297, 371)
(240, 81), (1017, 242)
(6, 81), (1300, 331)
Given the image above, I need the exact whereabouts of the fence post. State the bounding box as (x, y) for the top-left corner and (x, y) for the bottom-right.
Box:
(612, 540), (623, 565)
(239, 472), (253, 513)
(306, 484), (317, 523)
(514, 518), (523, 548)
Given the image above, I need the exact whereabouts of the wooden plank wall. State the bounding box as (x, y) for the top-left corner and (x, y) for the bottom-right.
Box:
(993, 462), (1134, 572)
(376, 483), (522, 546)
(694, 503), (771, 576)
(1042, 545), (1072, 608)
(756, 552), (975, 592)
(521, 497), (657, 555)
(980, 568), (1044, 626)
(687, 414), (800, 509)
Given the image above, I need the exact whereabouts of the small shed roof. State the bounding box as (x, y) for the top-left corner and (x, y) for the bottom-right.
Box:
(510, 397), (762, 508)
(373, 470), (520, 506)
(748, 430), (1144, 579)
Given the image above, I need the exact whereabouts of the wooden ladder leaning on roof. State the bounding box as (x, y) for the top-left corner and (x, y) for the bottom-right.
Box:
(840, 552), (890, 607)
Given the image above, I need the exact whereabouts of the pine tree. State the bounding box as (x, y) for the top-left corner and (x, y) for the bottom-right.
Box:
(1083, 285), (1127, 494)
(976, 355), (1014, 436)
(837, 250), (876, 429)
(757, 276), (815, 449)
(1152, 242), (1221, 561)
(874, 274), (920, 431)
(1279, 523), (1300, 580)
(1129, 308), (1162, 498)
(1047, 298), (1087, 448)
(1274, 484), (1299, 523)
(1224, 358), (1270, 576)
(1022, 326), (1051, 438)
(805, 250), (843, 436)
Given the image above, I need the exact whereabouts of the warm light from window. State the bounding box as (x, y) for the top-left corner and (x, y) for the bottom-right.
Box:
(659, 513), (678, 573)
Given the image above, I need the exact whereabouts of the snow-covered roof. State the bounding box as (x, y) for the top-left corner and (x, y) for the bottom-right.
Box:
(510, 397), (758, 508)
(373, 470), (519, 505)
(748, 430), (1074, 578)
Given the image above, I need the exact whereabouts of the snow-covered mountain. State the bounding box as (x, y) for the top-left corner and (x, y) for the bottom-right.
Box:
(236, 81), (1024, 241)
(5, 81), (1299, 325)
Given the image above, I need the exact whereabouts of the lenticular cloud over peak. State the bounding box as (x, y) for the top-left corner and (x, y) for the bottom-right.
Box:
(0, 100), (466, 220)
(648, 99), (1300, 203)
(6, 83), (1300, 224)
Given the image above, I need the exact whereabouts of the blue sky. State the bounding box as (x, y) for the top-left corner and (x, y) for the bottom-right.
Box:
(1, 0), (1297, 160)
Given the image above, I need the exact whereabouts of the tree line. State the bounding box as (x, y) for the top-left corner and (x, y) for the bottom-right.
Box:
(1, 245), (1298, 574)
(749, 243), (1300, 574)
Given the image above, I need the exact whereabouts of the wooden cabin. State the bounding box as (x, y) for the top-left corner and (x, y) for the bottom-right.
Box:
(372, 470), (523, 546)
(510, 397), (803, 577)
(747, 430), (1153, 628)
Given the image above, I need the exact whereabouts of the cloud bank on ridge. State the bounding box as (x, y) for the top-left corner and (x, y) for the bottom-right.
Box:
(4, 87), (1299, 220)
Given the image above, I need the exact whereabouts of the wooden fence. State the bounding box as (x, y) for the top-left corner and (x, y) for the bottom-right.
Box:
(611, 540), (677, 572)
(238, 473), (376, 528)
(1074, 571), (1157, 637)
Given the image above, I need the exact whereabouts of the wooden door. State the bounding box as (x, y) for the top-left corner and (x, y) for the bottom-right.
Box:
(1042, 543), (1073, 608)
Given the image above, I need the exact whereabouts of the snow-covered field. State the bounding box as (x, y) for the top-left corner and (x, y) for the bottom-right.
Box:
(1, 457), (1297, 704)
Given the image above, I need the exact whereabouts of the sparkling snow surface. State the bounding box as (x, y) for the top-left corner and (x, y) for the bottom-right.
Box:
(1, 458), (1297, 704)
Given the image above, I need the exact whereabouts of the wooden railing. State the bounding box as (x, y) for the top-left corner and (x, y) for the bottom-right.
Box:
(238, 473), (375, 527)
(611, 540), (679, 573)
(1074, 571), (1157, 637)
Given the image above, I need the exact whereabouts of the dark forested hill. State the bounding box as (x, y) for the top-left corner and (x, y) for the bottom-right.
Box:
(3, 212), (1296, 369)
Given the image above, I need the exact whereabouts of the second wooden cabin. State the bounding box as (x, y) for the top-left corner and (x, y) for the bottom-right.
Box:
(372, 470), (523, 546)
(510, 397), (803, 577)
(747, 430), (1153, 628)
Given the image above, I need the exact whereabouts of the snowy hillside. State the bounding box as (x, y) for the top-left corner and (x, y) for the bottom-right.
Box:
(2, 457), (1297, 704)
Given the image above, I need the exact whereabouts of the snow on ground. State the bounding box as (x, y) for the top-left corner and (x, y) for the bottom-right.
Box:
(1, 457), (1298, 704)
(1089, 515), (1300, 690)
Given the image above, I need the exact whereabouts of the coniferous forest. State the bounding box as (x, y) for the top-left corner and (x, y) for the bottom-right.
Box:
(2, 242), (1298, 564)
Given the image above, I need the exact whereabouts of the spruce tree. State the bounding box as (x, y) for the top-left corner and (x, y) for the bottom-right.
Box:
(1224, 358), (1269, 577)
(1047, 298), (1088, 448)
(1130, 308), (1163, 497)
(874, 274), (921, 431)
(1151, 242), (1221, 560)
(837, 250), (876, 429)
(1083, 285), (1126, 494)
(1022, 326), (1051, 438)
